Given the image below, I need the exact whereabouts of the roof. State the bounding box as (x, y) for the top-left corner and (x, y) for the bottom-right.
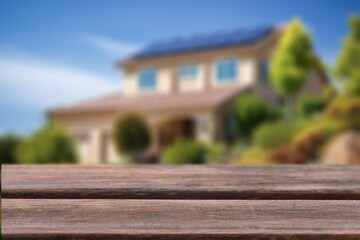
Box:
(50, 85), (250, 116)
(130, 26), (274, 60)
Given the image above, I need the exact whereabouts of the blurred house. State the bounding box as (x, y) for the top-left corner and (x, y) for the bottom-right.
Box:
(50, 25), (328, 164)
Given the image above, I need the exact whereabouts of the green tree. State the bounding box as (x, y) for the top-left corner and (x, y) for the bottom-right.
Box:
(113, 114), (151, 162)
(0, 134), (22, 164)
(233, 94), (279, 140)
(270, 19), (313, 121)
(17, 124), (77, 164)
(335, 15), (360, 96)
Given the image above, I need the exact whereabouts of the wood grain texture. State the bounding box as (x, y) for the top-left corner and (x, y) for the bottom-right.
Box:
(2, 165), (360, 199)
(3, 199), (360, 240)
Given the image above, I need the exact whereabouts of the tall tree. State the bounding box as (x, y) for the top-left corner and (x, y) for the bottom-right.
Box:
(270, 19), (313, 121)
(335, 15), (360, 96)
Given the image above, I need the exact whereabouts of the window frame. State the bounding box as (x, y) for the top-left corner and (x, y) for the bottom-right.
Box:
(215, 58), (238, 84)
(178, 64), (199, 81)
(138, 68), (157, 91)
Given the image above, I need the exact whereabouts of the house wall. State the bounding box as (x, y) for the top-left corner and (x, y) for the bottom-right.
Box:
(52, 107), (217, 165)
(52, 113), (121, 165)
(121, 28), (282, 96)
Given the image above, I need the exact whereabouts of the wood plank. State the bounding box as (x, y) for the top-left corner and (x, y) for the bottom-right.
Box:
(2, 165), (360, 199)
(2, 199), (360, 239)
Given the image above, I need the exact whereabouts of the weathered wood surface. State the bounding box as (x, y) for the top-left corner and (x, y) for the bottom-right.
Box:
(3, 199), (360, 240)
(2, 165), (360, 199)
(3, 165), (360, 239)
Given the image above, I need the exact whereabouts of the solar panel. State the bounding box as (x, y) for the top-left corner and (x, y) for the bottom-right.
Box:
(131, 26), (274, 59)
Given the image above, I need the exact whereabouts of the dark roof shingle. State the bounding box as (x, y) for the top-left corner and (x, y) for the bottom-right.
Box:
(131, 26), (274, 59)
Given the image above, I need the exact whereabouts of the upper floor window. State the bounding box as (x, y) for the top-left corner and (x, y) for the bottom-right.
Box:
(261, 61), (269, 84)
(216, 58), (238, 83)
(178, 64), (198, 80)
(139, 68), (157, 91)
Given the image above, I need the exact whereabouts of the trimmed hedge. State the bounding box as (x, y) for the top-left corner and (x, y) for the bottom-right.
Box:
(162, 141), (206, 164)
(296, 95), (327, 117)
(253, 121), (305, 150)
(113, 114), (151, 158)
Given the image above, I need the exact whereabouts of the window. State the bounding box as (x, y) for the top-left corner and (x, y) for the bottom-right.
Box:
(261, 61), (269, 83)
(139, 68), (157, 91)
(178, 64), (198, 80)
(216, 58), (238, 83)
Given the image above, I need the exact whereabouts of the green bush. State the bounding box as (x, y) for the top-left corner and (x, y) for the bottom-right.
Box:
(17, 124), (77, 164)
(235, 147), (268, 165)
(233, 94), (277, 139)
(205, 142), (229, 164)
(253, 121), (305, 150)
(0, 134), (22, 164)
(113, 114), (151, 160)
(296, 95), (327, 117)
(162, 141), (206, 164)
(325, 96), (360, 121)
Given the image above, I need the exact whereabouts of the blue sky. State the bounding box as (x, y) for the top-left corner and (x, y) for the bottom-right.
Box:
(0, 0), (359, 135)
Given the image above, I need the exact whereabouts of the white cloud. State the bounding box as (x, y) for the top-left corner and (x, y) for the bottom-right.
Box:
(0, 55), (119, 109)
(83, 35), (141, 57)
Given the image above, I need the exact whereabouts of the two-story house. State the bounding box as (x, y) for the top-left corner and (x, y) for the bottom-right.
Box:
(50, 25), (328, 164)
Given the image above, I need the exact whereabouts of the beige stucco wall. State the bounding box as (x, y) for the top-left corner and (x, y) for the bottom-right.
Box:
(52, 113), (123, 165)
(177, 63), (206, 92)
(52, 107), (217, 165)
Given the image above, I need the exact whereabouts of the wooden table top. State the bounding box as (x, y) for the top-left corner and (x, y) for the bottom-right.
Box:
(2, 165), (360, 239)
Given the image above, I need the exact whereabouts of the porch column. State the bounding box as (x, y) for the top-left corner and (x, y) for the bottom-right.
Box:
(147, 117), (161, 154)
(194, 112), (215, 143)
(89, 128), (102, 164)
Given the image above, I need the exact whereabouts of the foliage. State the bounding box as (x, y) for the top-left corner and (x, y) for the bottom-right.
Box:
(0, 134), (22, 164)
(270, 19), (313, 97)
(162, 140), (206, 164)
(233, 94), (278, 138)
(235, 147), (268, 165)
(253, 121), (305, 150)
(113, 114), (151, 159)
(335, 15), (360, 82)
(205, 142), (229, 164)
(296, 95), (327, 117)
(343, 75), (360, 97)
(322, 85), (338, 101)
(17, 124), (77, 164)
(325, 97), (360, 121)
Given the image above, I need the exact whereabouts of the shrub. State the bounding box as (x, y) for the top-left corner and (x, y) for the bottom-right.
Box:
(322, 85), (338, 101)
(233, 94), (277, 139)
(17, 124), (77, 164)
(325, 97), (360, 121)
(296, 95), (327, 117)
(113, 114), (151, 161)
(205, 142), (229, 164)
(0, 134), (22, 164)
(235, 147), (268, 165)
(253, 121), (305, 150)
(162, 140), (206, 164)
